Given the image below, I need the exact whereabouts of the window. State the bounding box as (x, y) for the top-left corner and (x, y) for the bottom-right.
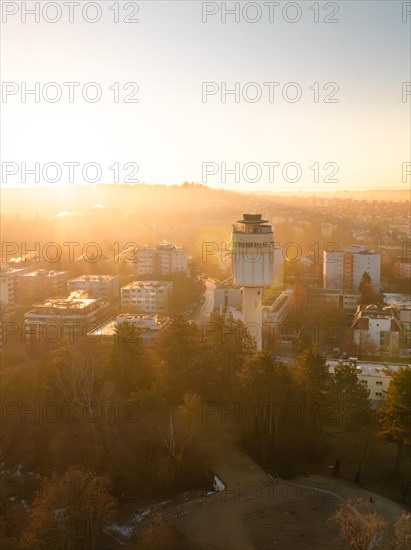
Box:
(376, 381), (383, 386)
(375, 392), (383, 397)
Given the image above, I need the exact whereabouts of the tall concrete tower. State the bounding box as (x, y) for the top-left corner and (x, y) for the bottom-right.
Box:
(231, 214), (274, 351)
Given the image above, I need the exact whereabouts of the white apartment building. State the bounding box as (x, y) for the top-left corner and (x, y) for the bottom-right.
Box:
(323, 245), (381, 291)
(67, 274), (120, 301)
(156, 242), (188, 274)
(0, 274), (15, 308)
(17, 269), (69, 300)
(0, 265), (31, 304)
(352, 305), (401, 355)
(121, 280), (173, 314)
(24, 297), (109, 340)
(124, 243), (188, 277)
(356, 365), (391, 407)
(327, 360), (405, 408)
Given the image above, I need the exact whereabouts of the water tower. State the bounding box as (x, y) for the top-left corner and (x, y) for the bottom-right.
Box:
(231, 214), (274, 351)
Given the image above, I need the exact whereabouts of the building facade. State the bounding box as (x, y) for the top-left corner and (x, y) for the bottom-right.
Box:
(67, 274), (120, 301)
(231, 213), (275, 351)
(24, 297), (109, 341)
(352, 305), (401, 355)
(306, 288), (360, 313)
(17, 269), (69, 301)
(323, 245), (381, 291)
(124, 243), (188, 277)
(120, 280), (173, 314)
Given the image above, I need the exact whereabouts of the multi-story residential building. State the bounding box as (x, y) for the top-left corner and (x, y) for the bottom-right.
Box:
(120, 280), (173, 314)
(327, 360), (403, 408)
(123, 243), (188, 277)
(351, 304), (401, 355)
(0, 274), (15, 309)
(87, 313), (169, 346)
(67, 274), (120, 301)
(17, 269), (69, 301)
(24, 297), (109, 341)
(155, 242), (188, 274)
(0, 265), (31, 303)
(323, 245), (381, 291)
(356, 365), (391, 407)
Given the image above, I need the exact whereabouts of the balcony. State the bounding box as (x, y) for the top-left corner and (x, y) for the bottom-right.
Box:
(232, 223), (272, 234)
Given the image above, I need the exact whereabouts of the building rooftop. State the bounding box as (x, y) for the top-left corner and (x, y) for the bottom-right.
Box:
(383, 293), (411, 308)
(18, 269), (68, 278)
(236, 213), (269, 224)
(68, 274), (118, 283)
(121, 280), (172, 290)
(327, 360), (409, 376)
(155, 242), (185, 251)
(88, 314), (169, 337)
(32, 297), (99, 309)
(215, 276), (238, 289)
(343, 245), (378, 255)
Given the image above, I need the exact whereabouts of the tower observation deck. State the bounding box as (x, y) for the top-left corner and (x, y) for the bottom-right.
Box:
(231, 214), (274, 350)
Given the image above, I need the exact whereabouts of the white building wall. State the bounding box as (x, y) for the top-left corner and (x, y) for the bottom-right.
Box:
(357, 373), (390, 404)
(68, 276), (120, 299)
(0, 276), (15, 306)
(353, 253), (381, 290)
(323, 251), (344, 289)
(324, 249), (381, 290)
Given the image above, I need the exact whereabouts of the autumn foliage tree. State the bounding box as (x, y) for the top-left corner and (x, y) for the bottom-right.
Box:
(392, 513), (411, 550)
(377, 367), (411, 471)
(330, 498), (387, 550)
(20, 467), (116, 550)
(359, 271), (381, 305)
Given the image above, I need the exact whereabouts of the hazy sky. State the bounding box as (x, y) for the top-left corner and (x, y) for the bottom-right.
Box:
(1, 0), (410, 191)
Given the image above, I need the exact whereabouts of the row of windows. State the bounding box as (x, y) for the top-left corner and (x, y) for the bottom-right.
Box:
(360, 380), (384, 386)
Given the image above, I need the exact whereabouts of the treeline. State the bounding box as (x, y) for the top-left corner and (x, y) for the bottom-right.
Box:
(1, 316), (411, 547)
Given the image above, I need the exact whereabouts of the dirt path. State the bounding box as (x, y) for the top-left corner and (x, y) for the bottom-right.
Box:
(292, 474), (408, 525)
(172, 420), (408, 549)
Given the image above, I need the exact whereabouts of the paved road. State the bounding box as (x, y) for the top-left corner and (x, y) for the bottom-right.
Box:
(193, 278), (215, 325)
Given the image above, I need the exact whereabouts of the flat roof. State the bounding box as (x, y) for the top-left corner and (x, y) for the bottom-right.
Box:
(32, 297), (98, 309)
(19, 270), (68, 278)
(121, 280), (172, 290)
(383, 293), (411, 308)
(327, 361), (409, 376)
(88, 314), (169, 336)
(68, 274), (118, 283)
(236, 213), (269, 224)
